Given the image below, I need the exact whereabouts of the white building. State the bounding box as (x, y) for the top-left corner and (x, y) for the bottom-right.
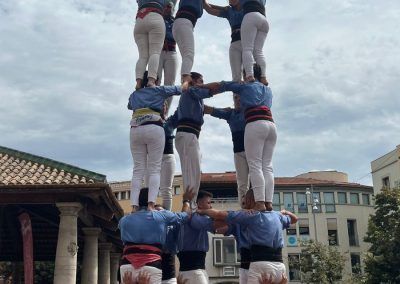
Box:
(371, 144), (400, 194)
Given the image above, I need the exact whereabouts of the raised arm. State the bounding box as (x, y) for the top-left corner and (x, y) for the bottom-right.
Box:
(281, 209), (298, 224)
(203, 0), (225, 16)
(200, 82), (222, 95)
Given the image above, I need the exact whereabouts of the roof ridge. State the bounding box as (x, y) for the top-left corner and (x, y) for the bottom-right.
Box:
(0, 145), (106, 182)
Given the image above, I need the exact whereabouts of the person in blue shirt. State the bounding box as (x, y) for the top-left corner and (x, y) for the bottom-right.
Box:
(175, 72), (215, 208)
(157, 1), (178, 114)
(204, 94), (249, 208)
(177, 190), (215, 284)
(200, 64), (276, 212)
(119, 187), (194, 284)
(134, 0), (168, 89)
(197, 189), (298, 284)
(203, 0), (244, 82)
(172, 0), (204, 91)
(239, 0), (269, 85)
(128, 72), (182, 211)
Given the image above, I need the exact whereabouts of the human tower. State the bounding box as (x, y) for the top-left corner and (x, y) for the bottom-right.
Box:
(119, 1), (298, 284)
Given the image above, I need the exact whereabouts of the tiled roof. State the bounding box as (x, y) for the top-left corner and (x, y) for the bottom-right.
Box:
(0, 146), (106, 185)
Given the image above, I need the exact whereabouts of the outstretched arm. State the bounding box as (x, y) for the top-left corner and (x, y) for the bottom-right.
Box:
(200, 82), (222, 95)
(197, 208), (228, 221)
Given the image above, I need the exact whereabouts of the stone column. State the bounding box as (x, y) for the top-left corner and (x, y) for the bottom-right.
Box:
(110, 253), (121, 284)
(54, 202), (83, 284)
(98, 243), (112, 284)
(81, 228), (102, 284)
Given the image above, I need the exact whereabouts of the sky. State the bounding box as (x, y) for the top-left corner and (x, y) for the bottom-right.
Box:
(1, 0), (399, 186)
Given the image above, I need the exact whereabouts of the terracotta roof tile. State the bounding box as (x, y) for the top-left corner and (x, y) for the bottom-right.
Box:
(0, 146), (106, 186)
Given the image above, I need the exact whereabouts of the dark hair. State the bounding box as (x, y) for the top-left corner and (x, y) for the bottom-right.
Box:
(141, 71), (149, 89)
(190, 72), (203, 81)
(197, 190), (213, 202)
(138, 187), (149, 207)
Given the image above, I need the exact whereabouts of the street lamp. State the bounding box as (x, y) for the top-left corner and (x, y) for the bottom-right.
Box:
(306, 184), (319, 242)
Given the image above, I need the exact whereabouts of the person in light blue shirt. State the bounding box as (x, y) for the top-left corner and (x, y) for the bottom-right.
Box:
(119, 187), (194, 284)
(200, 64), (275, 212)
(128, 72), (182, 211)
(197, 189), (298, 284)
(203, 0), (244, 81)
(204, 94), (249, 207)
(175, 72), (214, 208)
(177, 190), (215, 283)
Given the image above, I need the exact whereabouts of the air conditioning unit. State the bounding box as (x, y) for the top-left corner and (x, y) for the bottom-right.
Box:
(287, 236), (298, 247)
(223, 266), (235, 277)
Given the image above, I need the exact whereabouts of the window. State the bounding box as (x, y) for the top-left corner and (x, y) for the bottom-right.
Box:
(362, 194), (370, 205)
(286, 223), (297, 247)
(284, 192), (294, 212)
(121, 191), (127, 200)
(273, 192), (280, 211)
(327, 218), (338, 245)
(174, 186), (181, 195)
(347, 219), (359, 246)
(114, 192), (119, 200)
(350, 193), (359, 204)
(337, 192), (347, 204)
(350, 253), (361, 274)
(213, 237), (237, 265)
(288, 254), (301, 281)
(297, 193), (308, 213)
(298, 219), (310, 242)
(382, 176), (390, 189)
(324, 192), (336, 213)
(312, 192), (321, 212)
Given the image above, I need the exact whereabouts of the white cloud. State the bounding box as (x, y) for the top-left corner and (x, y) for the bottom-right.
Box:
(1, 0), (400, 186)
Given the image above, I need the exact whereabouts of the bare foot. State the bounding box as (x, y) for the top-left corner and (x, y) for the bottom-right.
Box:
(265, 202), (273, 211)
(245, 76), (255, 82)
(135, 78), (143, 90)
(147, 202), (155, 211)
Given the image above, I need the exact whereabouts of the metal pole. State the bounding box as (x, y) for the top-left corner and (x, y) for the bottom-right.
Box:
(311, 184), (318, 242)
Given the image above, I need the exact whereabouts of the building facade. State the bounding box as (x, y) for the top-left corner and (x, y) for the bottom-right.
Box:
(111, 170), (374, 283)
(371, 144), (400, 195)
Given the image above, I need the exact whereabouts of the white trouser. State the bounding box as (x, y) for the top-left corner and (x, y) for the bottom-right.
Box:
(175, 132), (201, 207)
(134, 12), (166, 80)
(247, 261), (286, 284)
(239, 268), (249, 284)
(244, 120), (277, 203)
(130, 125), (165, 206)
(234, 151), (249, 206)
(157, 50), (178, 85)
(178, 269), (208, 284)
(241, 12), (269, 78)
(229, 40), (243, 82)
(160, 153), (176, 210)
(162, 278), (177, 284)
(120, 264), (162, 284)
(172, 18), (195, 76)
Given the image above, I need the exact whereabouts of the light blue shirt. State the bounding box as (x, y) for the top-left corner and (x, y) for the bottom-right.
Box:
(177, 0), (203, 18)
(239, 0), (266, 6)
(225, 223), (250, 250)
(176, 87), (212, 126)
(219, 81), (272, 112)
(177, 213), (214, 252)
(218, 6), (244, 30)
(128, 85), (181, 112)
(226, 210), (291, 248)
(119, 209), (189, 245)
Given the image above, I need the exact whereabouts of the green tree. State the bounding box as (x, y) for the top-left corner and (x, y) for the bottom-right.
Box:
(300, 240), (346, 284)
(364, 187), (400, 284)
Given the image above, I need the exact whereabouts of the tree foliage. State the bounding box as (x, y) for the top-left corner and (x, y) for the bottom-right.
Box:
(364, 187), (400, 284)
(300, 240), (346, 284)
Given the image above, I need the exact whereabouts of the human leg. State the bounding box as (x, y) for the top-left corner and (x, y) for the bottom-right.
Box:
(234, 151), (249, 207)
(160, 154), (176, 210)
(229, 40), (243, 82)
